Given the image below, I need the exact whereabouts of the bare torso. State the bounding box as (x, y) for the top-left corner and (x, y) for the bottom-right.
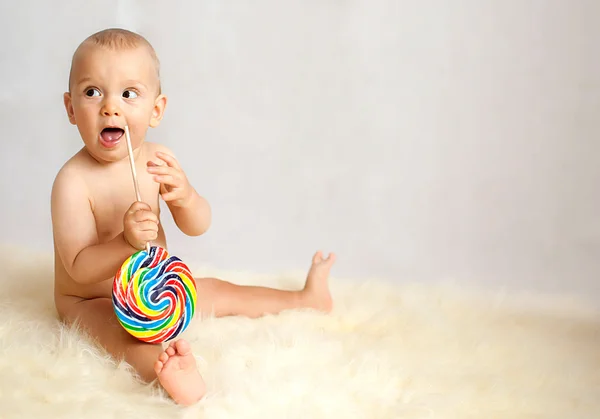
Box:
(54, 142), (168, 311)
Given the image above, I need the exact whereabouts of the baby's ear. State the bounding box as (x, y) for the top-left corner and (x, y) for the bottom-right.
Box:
(150, 94), (168, 128)
(63, 92), (76, 125)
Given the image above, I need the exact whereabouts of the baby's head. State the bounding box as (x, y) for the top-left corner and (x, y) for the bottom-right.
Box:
(64, 28), (167, 163)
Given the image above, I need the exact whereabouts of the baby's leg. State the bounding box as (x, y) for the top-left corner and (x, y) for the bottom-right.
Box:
(59, 297), (205, 405)
(195, 251), (336, 318)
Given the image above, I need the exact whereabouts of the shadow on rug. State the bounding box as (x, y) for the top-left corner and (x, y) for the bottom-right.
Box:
(1, 245), (599, 419)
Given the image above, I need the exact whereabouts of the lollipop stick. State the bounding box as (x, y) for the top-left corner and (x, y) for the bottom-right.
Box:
(124, 125), (151, 254)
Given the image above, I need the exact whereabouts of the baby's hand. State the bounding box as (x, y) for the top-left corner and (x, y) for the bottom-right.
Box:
(123, 201), (159, 250)
(147, 151), (193, 208)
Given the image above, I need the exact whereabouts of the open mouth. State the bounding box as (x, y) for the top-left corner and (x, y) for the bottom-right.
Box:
(99, 127), (125, 148)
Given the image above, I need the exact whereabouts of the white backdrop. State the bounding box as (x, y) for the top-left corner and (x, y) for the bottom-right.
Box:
(1, 1), (599, 297)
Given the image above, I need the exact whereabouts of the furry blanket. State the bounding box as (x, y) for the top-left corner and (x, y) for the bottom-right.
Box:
(1, 245), (599, 418)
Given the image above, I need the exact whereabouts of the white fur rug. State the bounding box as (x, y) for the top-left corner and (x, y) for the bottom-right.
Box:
(1, 245), (599, 419)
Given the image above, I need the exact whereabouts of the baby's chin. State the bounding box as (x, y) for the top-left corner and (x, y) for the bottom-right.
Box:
(83, 143), (129, 164)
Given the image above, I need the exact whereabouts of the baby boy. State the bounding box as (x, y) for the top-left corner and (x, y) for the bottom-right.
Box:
(51, 28), (336, 406)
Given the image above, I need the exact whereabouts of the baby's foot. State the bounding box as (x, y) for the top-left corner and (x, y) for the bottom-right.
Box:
(301, 251), (336, 312)
(154, 339), (206, 406)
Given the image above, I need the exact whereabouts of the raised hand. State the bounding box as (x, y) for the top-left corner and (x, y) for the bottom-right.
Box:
(147, 151), (193, 208)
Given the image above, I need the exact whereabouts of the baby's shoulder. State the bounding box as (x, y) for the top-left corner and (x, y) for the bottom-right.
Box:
(51, 150), (92, 209)
(55, 151), (84, 182)
(53, 149), (89, 187)
(143, 141), (175, 158)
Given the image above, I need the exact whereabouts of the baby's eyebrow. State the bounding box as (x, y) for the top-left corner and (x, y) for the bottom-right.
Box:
(124, 80), (148, 90)
(75, 76), (92, 86)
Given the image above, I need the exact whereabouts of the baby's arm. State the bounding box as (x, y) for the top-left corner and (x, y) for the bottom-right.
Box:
(51, 167), (155, 284)
(168, 186), (211, 237)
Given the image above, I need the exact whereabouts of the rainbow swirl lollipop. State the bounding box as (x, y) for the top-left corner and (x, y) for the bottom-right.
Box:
(112, 246), (197, 343)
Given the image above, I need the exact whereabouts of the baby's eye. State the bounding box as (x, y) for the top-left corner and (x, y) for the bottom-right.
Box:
(85, 88), (101, 97)
(122, 90), (138, 99)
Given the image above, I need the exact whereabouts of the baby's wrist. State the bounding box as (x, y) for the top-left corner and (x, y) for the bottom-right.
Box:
(173, 189), (196, 209)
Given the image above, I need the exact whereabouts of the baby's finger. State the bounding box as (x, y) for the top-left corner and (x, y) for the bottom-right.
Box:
(153, 174), (181, 188)
(128, 201), (152, 213)
(142, 230), (159, 241)
(160, 191), (181, 202)
(133, 210), (159, 224)
(136, 220), (159, 233)
(134, 231), (158, 246)
(147, 164), (178, 176)
(155, 151), (181, 169)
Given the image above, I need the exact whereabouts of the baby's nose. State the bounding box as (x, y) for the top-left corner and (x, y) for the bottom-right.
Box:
(102, 106), (121, 116)
(101, 100), (121, 116)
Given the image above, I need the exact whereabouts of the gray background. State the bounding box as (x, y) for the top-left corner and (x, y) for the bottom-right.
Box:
(1, 1), (599, 298)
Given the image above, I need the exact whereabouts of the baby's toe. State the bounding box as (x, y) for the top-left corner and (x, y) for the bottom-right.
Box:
(175, 339), (191, 355)
(325, 253), (337, 265)
(154, 360), (164, 375)
(166, 346), (176, 356)
(312, 251), (323, 264)
(159, 351), (169, 363)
